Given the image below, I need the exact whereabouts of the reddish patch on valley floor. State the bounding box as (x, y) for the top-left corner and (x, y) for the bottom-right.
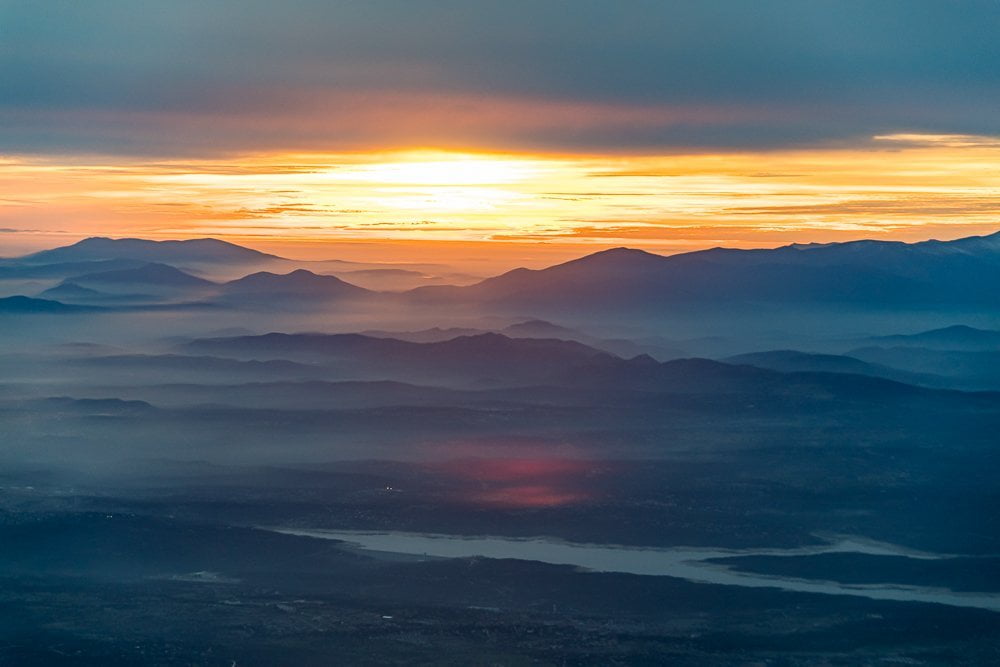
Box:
(428, 457), (606, 508)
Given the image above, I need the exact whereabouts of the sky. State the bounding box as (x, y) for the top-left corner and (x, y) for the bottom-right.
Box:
(1, 1), (998, 264)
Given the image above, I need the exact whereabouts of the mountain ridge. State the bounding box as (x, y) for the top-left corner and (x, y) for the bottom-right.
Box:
(220, 268), (371, 300)
(408, 229), (1000, 311)
(20, 237), (281, 265)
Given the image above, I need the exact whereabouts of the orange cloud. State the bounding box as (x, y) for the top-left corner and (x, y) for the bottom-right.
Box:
(3, 135), (999, 265)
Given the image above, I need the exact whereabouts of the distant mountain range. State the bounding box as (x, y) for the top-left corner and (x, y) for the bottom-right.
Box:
(63, 354), (329, 383)
(847, 346), (1000, 391)
(173, 329), (993, 402)
(409, 230), (1000, 312)
(218, 269), (373, 303)
(725, 350), (948, 388)
(0, 295), (99, 313)
(361, 319), (688, 360)
(867, 325), (1000, 350)
(0, 258), (150, 280)
(4, 230), (1000, 315)
(181, 331), (616, 387)
(18, 237), (280, 266)
(19, 266), (372, 309)
(1, 236), (470, 291)
(72, 262), (214, 287)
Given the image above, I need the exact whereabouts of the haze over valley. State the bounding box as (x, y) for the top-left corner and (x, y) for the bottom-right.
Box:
(1, 232), (999, 664)
(4, 1), (1000, 663)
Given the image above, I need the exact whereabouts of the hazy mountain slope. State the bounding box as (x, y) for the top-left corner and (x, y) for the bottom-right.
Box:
(218, 269), (372, 302)
(175, 329), (977, 405)
(0, 295), (97, 313)
(359, 327), (487, 343)
(3, 237), (468, 288)
(0, 258), (148, 280)
(725, 350), (948, 388)
(868, 325), (1000, 350)
(71, 262), (215, 288)
(0, 351), (319, 386)
(498, 320), (688, 360)
(69, 352), (320, 372)
(501, 319), (593, 340)
(849, 346), (1000, 390)
(408, 231), (1000, 312)
(554, 355), (990, 412)
(37, 282), (108, 301)
(52, 380), (475, 411)
(359, 320), (687, 360)
(182, 332), (617, 387)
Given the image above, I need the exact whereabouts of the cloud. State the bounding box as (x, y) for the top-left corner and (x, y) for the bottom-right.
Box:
(1, 0), (998, 155)
(0, 227), (62, 233)
(723, 196), (1000, 217)
(0, 91), (797, 156)
(874, 133), (1000, 148)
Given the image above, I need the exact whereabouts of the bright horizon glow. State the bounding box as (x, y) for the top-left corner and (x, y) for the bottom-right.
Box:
(326, 154), (547, 185)
(2, 135), (1000, 268)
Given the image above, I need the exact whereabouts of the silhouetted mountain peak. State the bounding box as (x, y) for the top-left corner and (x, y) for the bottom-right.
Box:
(221, 269), (369, 298)
(557, 246), (665, 270)
(0, 295), (94, 312)
(593, 246), (656, 258)
(76, 237), (264, 254)
(625, 353), (660, 366)
(935, 324), (986, 335)
(74, 262), (214, 287)
(458, 332), (508, 343)
(661, 357), (751, 374)
(436, 332), (609, 359)
(917, 229), (1000, 254)
(22, 236), (280, 265)
(502, 319), (582, 339)
(40, 282), (105, 299)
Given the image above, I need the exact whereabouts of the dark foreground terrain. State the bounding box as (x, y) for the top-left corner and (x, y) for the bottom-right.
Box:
(1, 511), (999, 666)
(2, 236), (1000, 663)
(1, 453), (999, 666)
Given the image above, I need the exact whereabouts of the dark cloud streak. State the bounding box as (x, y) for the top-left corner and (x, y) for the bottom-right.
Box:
(1, 0), (998, 155)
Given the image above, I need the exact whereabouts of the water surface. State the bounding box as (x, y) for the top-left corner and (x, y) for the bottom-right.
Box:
(268, 528), (1000, 613)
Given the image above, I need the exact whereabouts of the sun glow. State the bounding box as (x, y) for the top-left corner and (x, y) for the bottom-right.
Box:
(327, 154), (545, 186)
(2, 137), (1000, 263)
(324, 153), (545, 213)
